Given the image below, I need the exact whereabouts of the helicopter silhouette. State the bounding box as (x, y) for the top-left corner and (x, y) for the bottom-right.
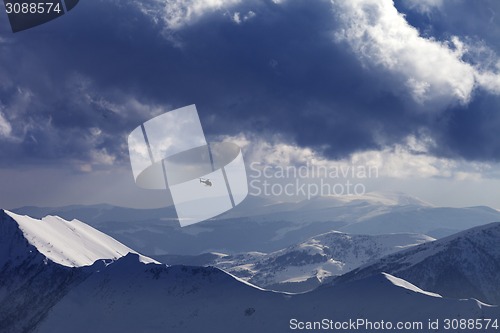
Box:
(199, 178), (213, 187)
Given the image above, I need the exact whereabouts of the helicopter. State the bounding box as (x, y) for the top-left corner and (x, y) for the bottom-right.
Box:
(199, 178), (213, 187)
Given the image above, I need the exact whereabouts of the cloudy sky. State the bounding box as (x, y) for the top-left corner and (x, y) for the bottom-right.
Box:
(0, 0), (500, 209)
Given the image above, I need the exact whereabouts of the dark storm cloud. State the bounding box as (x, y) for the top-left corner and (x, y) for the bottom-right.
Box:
(0, 0), (499, 169)
(394, 0), (500, 161)
(429, 90), (500, 160)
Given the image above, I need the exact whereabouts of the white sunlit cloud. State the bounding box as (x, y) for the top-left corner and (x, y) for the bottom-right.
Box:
(230, 10), (256, 24)
(0, 111), (12, 139)
(222, 133), (498, 181)
(136, 0), (500, 108)
(403, 0), (444, 14)
(0, 89), (35, 143)
(164, 0), (242, 29)
(332, 0), (500, 109)
(135, 0), (242, 31)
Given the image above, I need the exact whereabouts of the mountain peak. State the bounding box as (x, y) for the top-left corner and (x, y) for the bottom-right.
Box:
(1, 209), (157, 267)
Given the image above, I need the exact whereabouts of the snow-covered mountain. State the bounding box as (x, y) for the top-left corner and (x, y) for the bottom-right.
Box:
(1, 209), (499, 333)
(335, 222), (500, 305)
(34, 259), (498, 333)
(186, 232), (434, 292)
(0, 209), (156, 333)
(14, 192), (500, 255)
(2, 210), (156, 267)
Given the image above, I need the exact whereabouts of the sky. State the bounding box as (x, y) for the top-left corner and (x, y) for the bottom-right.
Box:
(0, 0), (500, 209)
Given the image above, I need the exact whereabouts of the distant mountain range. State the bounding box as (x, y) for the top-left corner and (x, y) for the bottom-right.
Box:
(1, 208), (498, 333)
(13, 192), (500, 255)
(158, 231), (433, 293)
(335, 222), (500, 305)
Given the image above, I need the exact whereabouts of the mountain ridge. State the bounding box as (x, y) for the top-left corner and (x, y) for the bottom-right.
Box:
(3, 210), (157, 267)
(12, 193), (500, 255)
(189, 230), (434, 292)
(334, 222), (500, 305)
(1, 209), (499, 332)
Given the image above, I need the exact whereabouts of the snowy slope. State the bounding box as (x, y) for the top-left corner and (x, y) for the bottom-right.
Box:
(33, 255), (498, 333)
(3, 210), (156, 267)
(201, 232), (433, 292)
(0, 209), (157, 332)
(335, 222), (500, 305)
